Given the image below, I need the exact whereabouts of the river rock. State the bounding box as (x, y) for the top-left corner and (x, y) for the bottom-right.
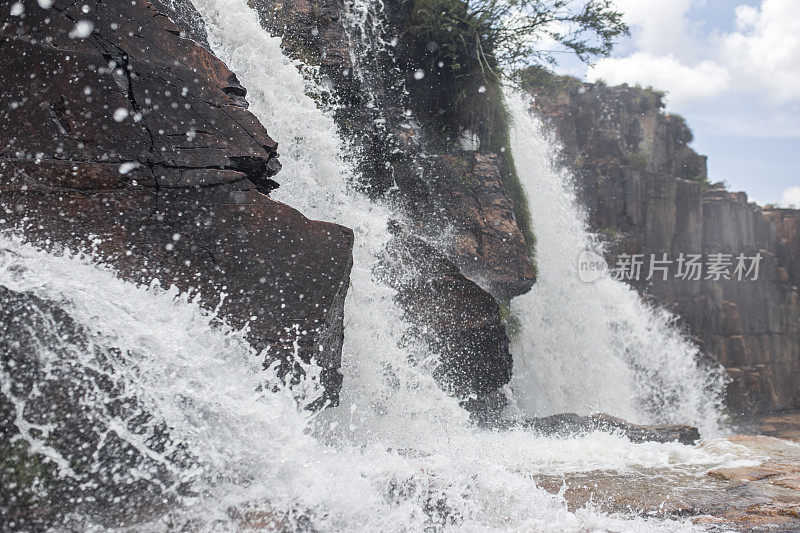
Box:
(516, 412), (700, 444)
(0, 0), (354, 404)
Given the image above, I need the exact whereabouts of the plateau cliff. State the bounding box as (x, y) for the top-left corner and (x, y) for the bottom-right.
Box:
(525, 75), (800, 414)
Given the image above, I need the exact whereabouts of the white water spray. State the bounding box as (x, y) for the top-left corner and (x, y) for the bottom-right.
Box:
(505, 91), (727, 435)
(2, 235), (742, 532)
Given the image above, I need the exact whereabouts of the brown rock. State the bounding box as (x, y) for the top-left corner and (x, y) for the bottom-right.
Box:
(708, 463), (800, 483)
(517, 412), (700, 444)
(434, 152), (536, 300)
(379, 223), (512, 417)
(0, 0), (354, 403)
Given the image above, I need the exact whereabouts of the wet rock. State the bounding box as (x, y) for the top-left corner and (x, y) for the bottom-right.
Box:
(517, 412), (700, 444)
(532, 434), (800, 530)
(250, 0), (536, 301)
(0, 0), (354, 404)
(0, 287), (183, 529)
(379, 223), (512, 416)
(428, 152), (535, 301)
(250, 0), (535, 410)
(752, 411), (800, 442)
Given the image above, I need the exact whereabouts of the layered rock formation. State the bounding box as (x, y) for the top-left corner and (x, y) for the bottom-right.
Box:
(0, 0), (353, 404)
(527, 78), (800, 413)
(250, 0), (535, 409)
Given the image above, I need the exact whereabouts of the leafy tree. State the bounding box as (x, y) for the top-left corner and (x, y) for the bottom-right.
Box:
(402, 0), (629, 148)
(470, 0), (629, 69)
(399, 0), (628, 251)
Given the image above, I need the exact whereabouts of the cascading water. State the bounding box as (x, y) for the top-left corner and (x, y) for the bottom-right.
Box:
(3, 234), (751, 532)
(0, 0), (752, 530)
(504, 92), (727, 436)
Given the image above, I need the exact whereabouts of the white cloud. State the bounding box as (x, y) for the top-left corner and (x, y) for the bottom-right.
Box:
(722, 0), (800, 104)
(781, 186), (800, 207)
(573, 0), (800, 130)
(587, 53), (730, 104)
(612, 0), (697, 56)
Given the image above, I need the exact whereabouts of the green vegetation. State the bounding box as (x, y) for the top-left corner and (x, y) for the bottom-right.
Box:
(400, 0), (628, 258)
(403, 0), (628, 148)
(516, 64), (582, 95)
(499, 301), (522, 338)
(1, 438), (56, 507)
(626, 151), (649, 171)
(665, 113), (693, 144)
(633, 84), (666, 109)
(598, 225), (619, 240)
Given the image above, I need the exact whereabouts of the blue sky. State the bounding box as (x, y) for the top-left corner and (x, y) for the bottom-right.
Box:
(555, 0), (799, 206)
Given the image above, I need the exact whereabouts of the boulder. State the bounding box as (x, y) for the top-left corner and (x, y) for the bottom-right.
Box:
(515, 412), (700, 445)
(379, 223), (512, 417)
(0, 0), (354, 404)
(429, 152), (536, 301)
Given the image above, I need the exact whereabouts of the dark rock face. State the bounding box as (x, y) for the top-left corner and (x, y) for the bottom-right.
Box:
(529, 81), (800, 414)
(0, 0), (354, 404)
(380, 225), (512, 417)
(249, 0), (534, 409)
(0, 287), (186, 529)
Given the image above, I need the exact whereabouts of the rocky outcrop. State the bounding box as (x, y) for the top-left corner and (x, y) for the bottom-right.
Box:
(0, 0), (353, 404)
(380, 225), (512, 416)
(428, 152), (536, 300)
(528, 79), (800, 414)
(249, 0), (534, 409)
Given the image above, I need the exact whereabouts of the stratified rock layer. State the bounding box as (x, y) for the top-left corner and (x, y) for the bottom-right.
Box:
(516, 412), (700, 445)
(529, 80), (800, 413)
(0, 0), (353, 403)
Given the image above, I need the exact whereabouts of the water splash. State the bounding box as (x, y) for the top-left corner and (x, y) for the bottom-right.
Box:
(2, 234), (742, 531)
(0, 0), (737, 529)
(505, 91), (727, 436)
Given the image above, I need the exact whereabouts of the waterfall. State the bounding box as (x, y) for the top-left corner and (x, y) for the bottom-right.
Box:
(505, 91), (727, 435)
(0, 0), (744, 529)
(1, 237), (734, 532)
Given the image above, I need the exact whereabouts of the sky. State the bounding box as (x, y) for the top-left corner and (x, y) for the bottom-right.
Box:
(554, 0), (799, 206)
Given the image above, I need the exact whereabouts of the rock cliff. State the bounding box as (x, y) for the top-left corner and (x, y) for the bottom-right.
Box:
(0, 0), (354, 405)
(526, 77), (800, 413)
(250, 0), (535, 411)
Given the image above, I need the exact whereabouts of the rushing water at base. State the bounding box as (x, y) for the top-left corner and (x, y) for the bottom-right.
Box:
(0, 0), (745, 529)
(0, 236), (759, 531)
